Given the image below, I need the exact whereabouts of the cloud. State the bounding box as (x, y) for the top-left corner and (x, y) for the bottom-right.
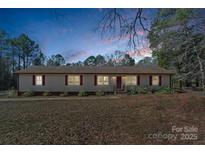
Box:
(126, 47), (152, 57)
(64, 50), (89, 62)
(98, 30), (146, 45)
(136, 30), (146, 36)
(99, 35), (130, 45)
(107, 47), (152, 63)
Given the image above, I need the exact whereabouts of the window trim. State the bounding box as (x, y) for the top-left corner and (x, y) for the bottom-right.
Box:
(67, 75), (81, 86)
(152, 75), (160, 86)
(97, 75), (109, 85)
(125, 75), (137, 85)
(35, 75), (43, 86)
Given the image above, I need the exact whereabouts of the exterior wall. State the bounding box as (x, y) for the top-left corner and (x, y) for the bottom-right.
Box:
(112, 74), (170, 87)
(18, 74), (171, 92)
(19, 74), (114, 92)
(161, 74), (170, 87)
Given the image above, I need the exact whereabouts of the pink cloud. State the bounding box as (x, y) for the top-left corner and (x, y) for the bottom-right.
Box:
(137, 30), (146, 36)
(109, 47), (152, 63)
(138, 47), (152, 56)
(126, 47), (152, 57)
(99, 31), (146, 45)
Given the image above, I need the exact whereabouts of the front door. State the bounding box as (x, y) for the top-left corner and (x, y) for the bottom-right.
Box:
(116, 76), (122, 89)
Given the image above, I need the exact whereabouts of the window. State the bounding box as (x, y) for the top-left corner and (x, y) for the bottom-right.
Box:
(68, 75), (80, 85)
(36, 75), (43, 85)
(152, 75), (159, 86)
(125, 76), (137, 85)
(97, 76), (109, 85)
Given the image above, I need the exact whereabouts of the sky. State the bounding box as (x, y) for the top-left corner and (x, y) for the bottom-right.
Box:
(0, 8), (155, 63)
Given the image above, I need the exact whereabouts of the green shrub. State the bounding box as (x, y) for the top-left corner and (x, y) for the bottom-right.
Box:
(96, 90), (105, 96)
(22, 90), (34, 97)
(130, 87), (138, 95)
(8, 89), (17, 97)
(126, 86), (174, 95)
(60, 92), (68, 97)
(126, 86), (138, 95)
(138, 87), (150, 94)
(126, 86), (153, 95)
(78, 90), (87, 97)
(43, 91), (51, 96)
(157, 87), (173, 94)
(148, 86), (161, 94)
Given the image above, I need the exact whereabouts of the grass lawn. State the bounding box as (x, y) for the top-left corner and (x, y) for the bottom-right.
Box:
(0, 93), (204, 144)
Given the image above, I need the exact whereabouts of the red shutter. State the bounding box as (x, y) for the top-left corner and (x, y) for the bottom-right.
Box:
(80, 75), (83, 85)
(32, 75), (35, 85)
(65, 75), (68, 85)
(42, 75), (45, 86)
(159, 76), (162, 86)
(149, 76), (152, 86)
(137, 75), (140, 86)
(94, 75), (97, 86)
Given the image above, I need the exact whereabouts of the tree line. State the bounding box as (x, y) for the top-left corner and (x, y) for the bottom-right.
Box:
(0, 30), (152, 90)
(0, 31), (45, 90)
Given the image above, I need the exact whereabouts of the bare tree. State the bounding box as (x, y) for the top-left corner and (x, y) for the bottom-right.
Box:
(51, 9), (151, 55)
(98, 9), (150, 52)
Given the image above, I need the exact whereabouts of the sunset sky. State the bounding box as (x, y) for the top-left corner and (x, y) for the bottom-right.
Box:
(0, 8), (155, 62)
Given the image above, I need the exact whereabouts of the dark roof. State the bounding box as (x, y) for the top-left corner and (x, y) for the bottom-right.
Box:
(15, 66), (174, 74)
